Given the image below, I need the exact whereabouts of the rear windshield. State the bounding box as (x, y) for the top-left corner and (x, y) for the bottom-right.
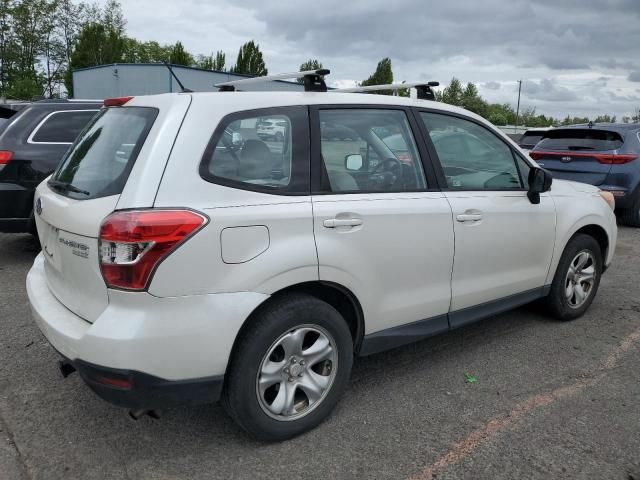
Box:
(537, 129), (623, 151)
(50, 107), (157, 199)
(519, 132), (544, 147)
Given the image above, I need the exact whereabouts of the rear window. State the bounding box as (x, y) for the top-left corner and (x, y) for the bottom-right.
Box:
(50, 107), (157, 199)
(519, 132), (545, 148)
(537, 129), (623, 151)
(30, 110), (99, 143)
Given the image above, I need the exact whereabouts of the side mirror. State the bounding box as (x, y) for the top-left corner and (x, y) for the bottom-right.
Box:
(527, 167), (553, 204)
(345, 154), (363, 171)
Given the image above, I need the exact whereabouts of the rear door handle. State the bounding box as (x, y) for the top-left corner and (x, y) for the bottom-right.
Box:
(323, 218), (363, 228)
(456, 213), (483, 222)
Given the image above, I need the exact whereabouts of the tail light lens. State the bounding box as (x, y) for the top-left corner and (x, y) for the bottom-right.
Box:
(0, 150), (13, 171)
(103, 96), (134, 107)
(99, 209), (207, 291)
(529, 150), (638, 164)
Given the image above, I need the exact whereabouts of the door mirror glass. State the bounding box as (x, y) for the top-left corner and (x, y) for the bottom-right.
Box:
(345, 154), (363, 171)
(527, 167), (553, 204)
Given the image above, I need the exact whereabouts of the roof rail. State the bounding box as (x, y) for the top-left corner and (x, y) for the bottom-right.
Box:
(333, 81), (440, 100)
(215, 69), (330, 93)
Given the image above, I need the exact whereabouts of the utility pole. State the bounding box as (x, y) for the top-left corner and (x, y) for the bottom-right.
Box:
(515, 79), (522, 130)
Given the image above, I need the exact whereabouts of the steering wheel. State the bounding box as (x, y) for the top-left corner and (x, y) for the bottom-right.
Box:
(369, 157), (403, 189)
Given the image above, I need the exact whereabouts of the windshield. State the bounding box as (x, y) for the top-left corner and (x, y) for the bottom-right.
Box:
(537, 129), (623, 151)
(50, 107), (157, 199)
(519, 133), (545, 148)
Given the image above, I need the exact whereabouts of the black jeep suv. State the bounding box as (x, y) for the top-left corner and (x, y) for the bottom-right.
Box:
(0, 99), (102, 233)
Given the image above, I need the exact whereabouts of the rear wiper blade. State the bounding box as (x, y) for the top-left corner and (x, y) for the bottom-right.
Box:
(48, 179), (90, 196)
(567, 146), (595, 151)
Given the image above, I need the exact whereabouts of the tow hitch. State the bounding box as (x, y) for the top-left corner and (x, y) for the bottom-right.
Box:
(128, 409), (162, 420)
(58, 359), (76, 378)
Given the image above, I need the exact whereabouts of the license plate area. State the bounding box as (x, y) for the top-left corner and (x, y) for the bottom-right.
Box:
(42, 223), (62, 271)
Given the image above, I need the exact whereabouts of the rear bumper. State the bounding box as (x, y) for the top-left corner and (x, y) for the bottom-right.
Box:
(59, 355), (224, 410)
(0, 182), (33, 224)
(0, 217), (31, 233)
(27, 253), (269, 409)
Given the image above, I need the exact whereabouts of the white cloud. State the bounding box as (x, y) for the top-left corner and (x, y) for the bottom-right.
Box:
(95, 0), (640, 119)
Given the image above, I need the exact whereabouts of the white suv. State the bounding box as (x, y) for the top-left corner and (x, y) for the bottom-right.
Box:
(27, 91), (617, 440)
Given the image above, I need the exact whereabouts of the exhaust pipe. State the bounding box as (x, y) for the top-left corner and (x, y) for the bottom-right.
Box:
(128, 409), (162, 420)
(58, 360), (76, 378)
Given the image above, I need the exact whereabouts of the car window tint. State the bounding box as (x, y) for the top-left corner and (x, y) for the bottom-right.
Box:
(519, 132), (544, 148)
(514, 153), (532, 186)
(51, 107), (157, 199)
(421, 112), (522, 190)
(200, 107), (309, 194)
(537, 129), (623, 151)
(319, 109), (427, 193)
(206, 114), (292, 188)
(31, 110), (98, 143)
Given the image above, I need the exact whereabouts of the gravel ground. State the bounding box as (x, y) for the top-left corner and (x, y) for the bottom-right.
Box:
(0, 227), (638, 480)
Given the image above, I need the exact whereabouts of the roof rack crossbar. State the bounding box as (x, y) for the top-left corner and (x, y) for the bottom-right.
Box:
(333, 81), (439, 100)
(215, 69), (330, 92)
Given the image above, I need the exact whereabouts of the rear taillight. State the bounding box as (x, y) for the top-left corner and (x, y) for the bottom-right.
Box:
(529, 150), (638, 164)
(99, 209), (207, 291)
(0, 150), (13, 171)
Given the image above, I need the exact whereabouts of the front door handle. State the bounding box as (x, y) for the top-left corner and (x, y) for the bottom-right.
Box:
(456, 213), (483, 222)
(323, 218), (363, 228)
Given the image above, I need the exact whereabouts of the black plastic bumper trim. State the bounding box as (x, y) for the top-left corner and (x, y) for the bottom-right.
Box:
(60, 356), (224, 410)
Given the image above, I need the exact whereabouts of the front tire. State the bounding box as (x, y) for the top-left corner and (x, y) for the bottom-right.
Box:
(222, 293), (353, 441)
(541, 234), (602, 321)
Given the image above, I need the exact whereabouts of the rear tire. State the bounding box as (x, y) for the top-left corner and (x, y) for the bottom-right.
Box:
(619, 191), (640, 227)
(222, 293), (353, 441)
(541, 234), (602, 321)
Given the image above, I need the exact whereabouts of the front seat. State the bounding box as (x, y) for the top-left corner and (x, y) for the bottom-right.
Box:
(327, 170), (359, 192)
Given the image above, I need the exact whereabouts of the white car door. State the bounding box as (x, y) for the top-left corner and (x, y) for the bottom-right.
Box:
(310, 107), (455, 354)
(418, 111), (556, 327)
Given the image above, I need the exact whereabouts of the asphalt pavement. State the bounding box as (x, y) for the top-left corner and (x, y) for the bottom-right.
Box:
(0, 228), (638, 480)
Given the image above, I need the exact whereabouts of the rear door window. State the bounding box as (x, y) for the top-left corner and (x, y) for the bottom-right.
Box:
(537, 129), (623, 151)
(29, 109), (99, 144)
(50, 107), (157, 199)
(200, 106), (310, 194)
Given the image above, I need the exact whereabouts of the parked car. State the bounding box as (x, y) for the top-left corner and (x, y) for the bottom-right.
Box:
(518, 127), (551, 154)
(529, 123), (640, 225)
(256, 117), (287, 141)
(27, 92), (616, 441)
(0, 99), (102, 233)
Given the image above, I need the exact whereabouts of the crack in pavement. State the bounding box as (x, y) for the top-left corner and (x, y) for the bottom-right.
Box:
(0, 410), (32, 480)
(408, 325), (640, 480)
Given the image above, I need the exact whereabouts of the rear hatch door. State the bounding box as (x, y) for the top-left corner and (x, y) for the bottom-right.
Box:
(530, 128), (624, 185)
(34, 103), (162, 322)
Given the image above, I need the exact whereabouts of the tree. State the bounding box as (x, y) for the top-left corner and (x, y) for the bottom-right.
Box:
(297, 58), (322, 83)
(197, 49), (225, 71)
(212, 50), (225, 71)
(169, 41), (192, 66)
(460, 82), (487, 116)
(0, 0), (16, 96)
(440, 77), (464, 106)
(65, 22), (124, 95)
(361, 57), (393, 94)
(101, 0), (125, 35)
(593, 114), (616, 123)
(231, 40), (267, 76)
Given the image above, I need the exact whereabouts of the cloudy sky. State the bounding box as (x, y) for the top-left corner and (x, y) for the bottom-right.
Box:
(101, 0), (640, 120)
